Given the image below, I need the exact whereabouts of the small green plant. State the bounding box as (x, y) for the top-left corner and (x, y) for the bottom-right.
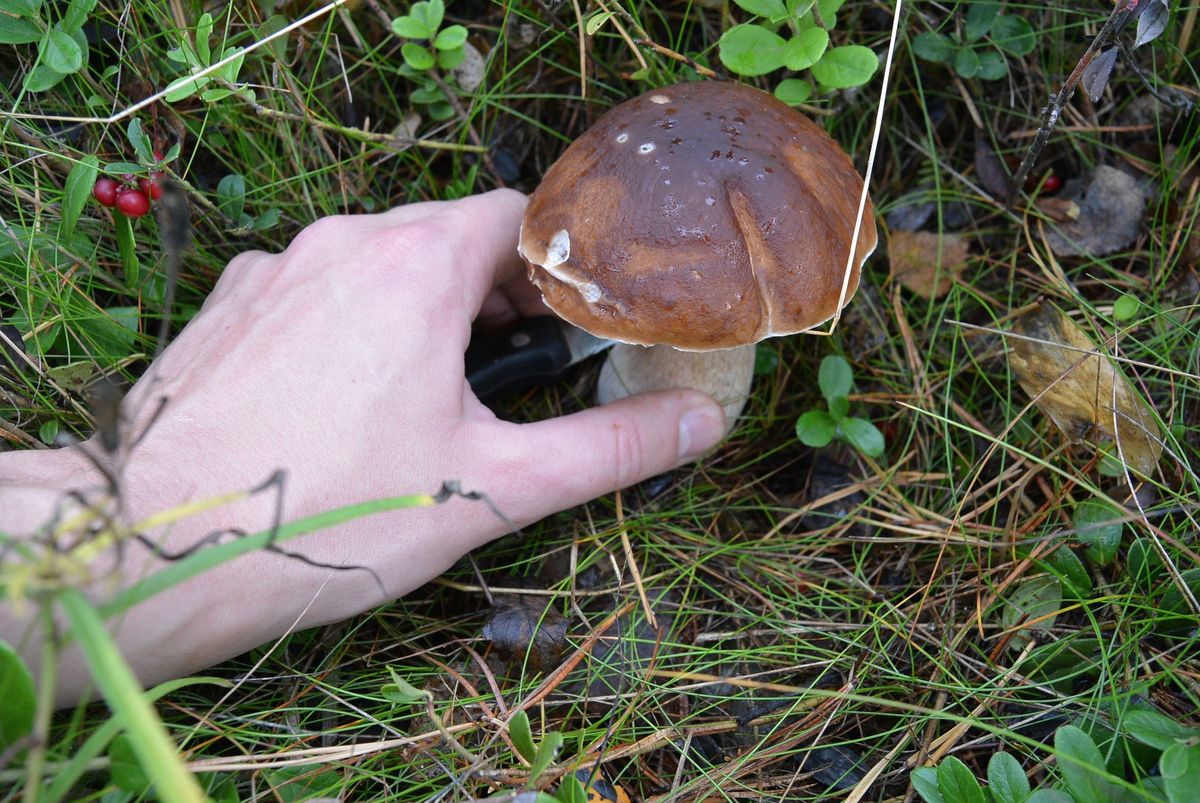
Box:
(912, 718), (1200, 803)
(795, 355), (885, 458)
(164, 11), (252, 103)
(391, 0), (469, 121)
(912, 2), (1036, 81)
(716, 0), (879, 105)
(0, 0), (96, 92)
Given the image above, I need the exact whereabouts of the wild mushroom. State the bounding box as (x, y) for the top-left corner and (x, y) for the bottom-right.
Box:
(518, 80), (877, 430)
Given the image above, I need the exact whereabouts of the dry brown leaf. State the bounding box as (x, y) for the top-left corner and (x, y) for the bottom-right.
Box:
(887, 229), (970, 299)
(1008, 302), (1162, 475)
(1034, 196), (1081, 223)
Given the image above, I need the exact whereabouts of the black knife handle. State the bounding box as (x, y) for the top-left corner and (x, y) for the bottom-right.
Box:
(466, 316), (573, 400)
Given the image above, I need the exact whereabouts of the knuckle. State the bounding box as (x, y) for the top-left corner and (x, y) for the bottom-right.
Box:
(609, 421), (647, 490)
(285, 215), (353, 257)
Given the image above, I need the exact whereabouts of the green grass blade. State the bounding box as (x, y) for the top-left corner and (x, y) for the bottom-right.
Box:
(98, 493), (435, 618)
(45, 675), (230, 803)
(58, 589), (206, 803)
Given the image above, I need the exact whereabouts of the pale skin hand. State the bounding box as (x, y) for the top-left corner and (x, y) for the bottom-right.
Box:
(0, 189), (726, 707)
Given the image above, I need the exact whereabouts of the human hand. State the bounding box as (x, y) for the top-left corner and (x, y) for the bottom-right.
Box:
(0, 189), (725, 703)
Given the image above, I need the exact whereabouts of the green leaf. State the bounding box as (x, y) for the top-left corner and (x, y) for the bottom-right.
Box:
(987, 753), (1031, 803)
(391, 14), (428, 39)
(911, 767), (945, 803)
(436, 45), (466, 69)
(1043, 542), (1092, 599)
(953, 46), (980, 79)
(0, 14), (42, 44)
(23, 64), (66, 92)
(434, 24), (466, 50)
(410, 84), (445, 104)
(200, 87), (235, 102)
(196, 12), (212, 64)
(783, 25), (828, 70)
(1124, 709), (1200, 751)
(529, 730), (563, 783)
(1000, 575), (1061, 648)
(0, 640), (36, 750)
(109, 734), (152, 794)
(810, 44), (878, 89)
(976, 49), (1008, 80)
(1025, 791), (1074, 803)
(732, 0), (787, 19)
(217, 173), (246, 220)
(63, 0), (97, 32)
(252, 208), (280, 231)
(1164, 746), (1200, 803)
(965, 2), (1001, 41)
(164, 71), (207, 102)
(1161, 742), (1190, 780)
(382, 667), (428, 704)
(718, 24), (787, 76)
(60, 154), (99, 240)
(1, 0), (42, 16)
(1112, 293), (1140, 322)
(1127, 537), (1163, 590)
(774, 78), (812, 105)
(937, 757), (985, 803)
(585, 11), (613, 35)
(402, 41), (435, 70)
(1056, 725), (1121, 803)
(41, 28), (82, 73)
(556, 773), (589, 803)
(992, 15), (1035, 56)
(259, 14), (289, 61)
(509, 710), (537, 763)
(1074, 499), (1123, 567)
(796, 409), (836, 448)
(38, 419), (59, 444)
(818, 355), (853, 402)
(411, 0), (444, 36)
(912, 31), (954, 63)
(216, 46), (244, 82)
(104, 161), (146, 175)
(828, 394), (850, 419)
(841, 417), (885, 457)
(127, 118), (154, 163)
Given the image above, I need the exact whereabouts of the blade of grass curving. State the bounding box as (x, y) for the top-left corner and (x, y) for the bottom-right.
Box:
(98, 493), (437, 618)
(58, 589), (206, 802)
(45, 676), (230, 803)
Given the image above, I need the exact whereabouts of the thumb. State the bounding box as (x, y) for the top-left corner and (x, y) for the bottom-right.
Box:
(472, 390), (726, 522)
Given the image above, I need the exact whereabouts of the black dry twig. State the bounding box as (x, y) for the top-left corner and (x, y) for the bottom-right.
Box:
(1008, 0), (1138, 200)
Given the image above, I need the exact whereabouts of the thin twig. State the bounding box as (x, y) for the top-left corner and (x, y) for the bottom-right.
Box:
(1008, 1), (1137, 200)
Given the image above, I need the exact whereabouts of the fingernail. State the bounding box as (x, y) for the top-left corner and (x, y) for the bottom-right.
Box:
(678, 403), (725, 461)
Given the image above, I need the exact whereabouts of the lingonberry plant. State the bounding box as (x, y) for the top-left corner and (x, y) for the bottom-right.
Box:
(795, 355), (885, 458)
(717, 0), (879, 106)
(390, 0), (470, 122)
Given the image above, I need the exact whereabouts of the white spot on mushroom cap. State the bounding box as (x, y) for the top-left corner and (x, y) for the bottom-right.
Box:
(638, 142), (656, 154)
(616, 132), (629, 143)
(649, 94), (670, 104)
(705, 196), (715, 206)
(545, 229), (570, 267)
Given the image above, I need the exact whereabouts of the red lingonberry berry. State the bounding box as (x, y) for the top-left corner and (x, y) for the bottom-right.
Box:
(138, 172), (164, 200)
(92, 177), (120, 207)
(1042, 174), (1063, 193)
(115, 188), (151, 218)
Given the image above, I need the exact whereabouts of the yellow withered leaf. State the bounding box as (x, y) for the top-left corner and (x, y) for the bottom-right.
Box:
(1008, 302), (1162, 476)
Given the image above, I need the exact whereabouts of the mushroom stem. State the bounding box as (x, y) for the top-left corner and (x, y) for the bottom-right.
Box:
(596, 343), (756, 434)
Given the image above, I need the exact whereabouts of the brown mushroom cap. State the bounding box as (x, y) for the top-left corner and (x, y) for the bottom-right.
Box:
(518, 80), (877, 351)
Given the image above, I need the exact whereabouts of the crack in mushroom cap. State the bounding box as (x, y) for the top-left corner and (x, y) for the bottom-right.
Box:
(518, 80), (878, 351)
